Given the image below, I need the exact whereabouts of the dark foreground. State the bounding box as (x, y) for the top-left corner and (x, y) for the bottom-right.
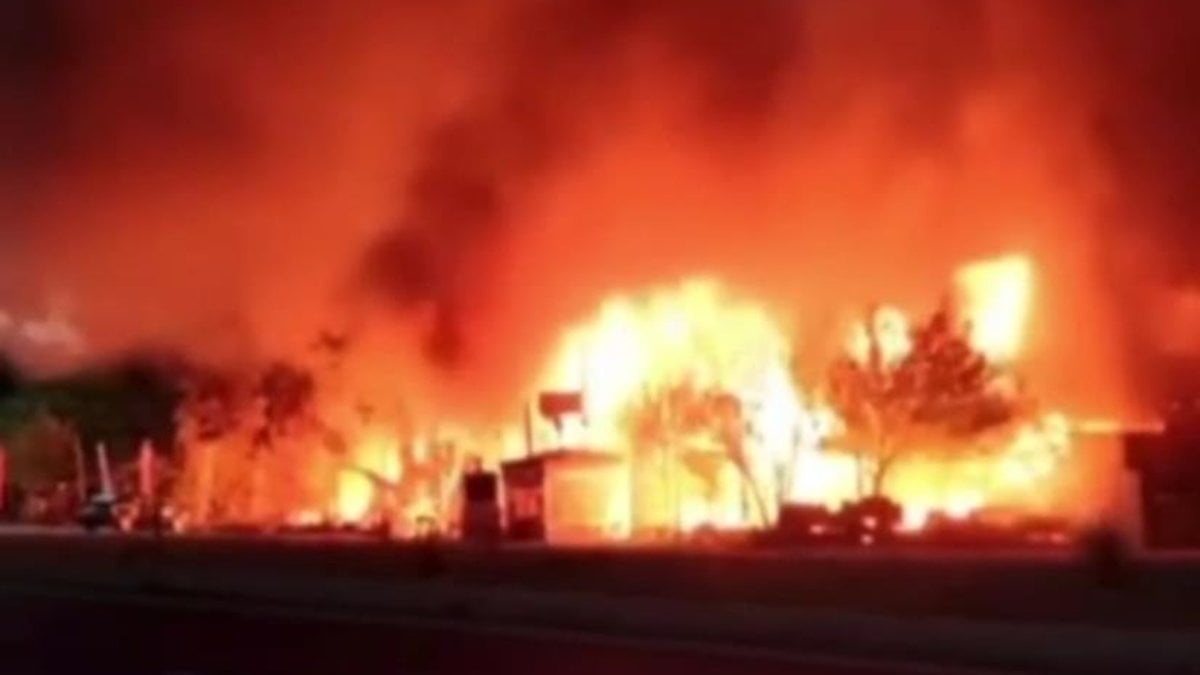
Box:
(2, 532), (1197, 673)
(0, 587), (995, 675)
(3, 530), (1197, 630)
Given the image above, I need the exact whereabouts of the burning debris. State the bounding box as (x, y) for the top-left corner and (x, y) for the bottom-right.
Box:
(171, 346), (470, 536)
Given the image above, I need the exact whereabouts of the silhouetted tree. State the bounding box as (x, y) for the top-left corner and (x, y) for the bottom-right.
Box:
(5, 408), (78, 488)
(0, 355), (184, 494)
(827, 306), (1028, 496)
(628, 382), (771, 528)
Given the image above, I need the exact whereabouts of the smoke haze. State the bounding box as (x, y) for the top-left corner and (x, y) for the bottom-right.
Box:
(2, 0), (1198, 420)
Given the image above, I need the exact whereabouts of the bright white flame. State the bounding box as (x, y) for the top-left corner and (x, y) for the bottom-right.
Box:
(944, 491), (985, 520)
(846, 305), (912, 366)
(955, 254), (1033, 362)
(540, 278), (829, 531)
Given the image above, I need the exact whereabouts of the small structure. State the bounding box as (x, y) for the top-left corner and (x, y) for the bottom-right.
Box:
(1124, 400), (1200, 549)
(501, 449), (627, 543)
(499, 390), (629, 543)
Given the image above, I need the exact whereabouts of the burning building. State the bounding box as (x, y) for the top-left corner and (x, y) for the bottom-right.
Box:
(512, 259), (1089, 540)
(5, 3), (1191, 543)
(166, 253), (1124, 543)
(501, 450), (628, 542)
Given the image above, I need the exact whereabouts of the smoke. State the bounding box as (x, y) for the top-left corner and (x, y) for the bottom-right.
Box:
(1, 0), (1196, 422)
(1075, 1), (1200, 398)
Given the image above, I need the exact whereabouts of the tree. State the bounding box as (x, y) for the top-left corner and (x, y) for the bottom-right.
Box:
(626, 382), (772, 529)
(5, 408), (78, 489)
(2, 358), (183, 464)
(0, 356), (183, 493)
(827, 306), (1028, 497)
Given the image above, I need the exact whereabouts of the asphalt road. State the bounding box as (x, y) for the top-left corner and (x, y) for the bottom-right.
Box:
(0, 587), (1011, 675)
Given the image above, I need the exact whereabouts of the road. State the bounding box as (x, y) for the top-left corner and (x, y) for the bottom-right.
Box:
(0, 587), (1009, 675)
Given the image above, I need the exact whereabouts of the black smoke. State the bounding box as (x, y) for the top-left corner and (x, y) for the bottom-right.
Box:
(359, 0), (803, 366)
(1, 0), (1198, 409)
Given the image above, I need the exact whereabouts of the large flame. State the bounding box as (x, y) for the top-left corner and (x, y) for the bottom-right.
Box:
(176, 252), (1077, 540)
(525, 253), (1070, 536)
(333, 425), (401, 524)
(536, 278), (823, 533)
(955, 254), (1034, 362)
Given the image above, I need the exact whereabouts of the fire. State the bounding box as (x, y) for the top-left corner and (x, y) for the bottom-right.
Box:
(847, 306), (912, 367)
(334, 426), (401, 524)
(541, 279), (799, 446)
(175, 251), (1079, 542)
(954, 254), (1034, 362)
(536, 278), (821, 533)
(174, 373), (461, 536)
(845, 254), (1034, 367)
(523, 253), (1070, 538)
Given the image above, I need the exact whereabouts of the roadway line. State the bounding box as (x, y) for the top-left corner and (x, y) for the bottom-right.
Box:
(0, 580), (1024, 675)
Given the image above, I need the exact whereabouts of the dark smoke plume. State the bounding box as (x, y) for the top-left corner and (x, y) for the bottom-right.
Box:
(1, 0), (1198, 420)
(360, 0), (803, 367)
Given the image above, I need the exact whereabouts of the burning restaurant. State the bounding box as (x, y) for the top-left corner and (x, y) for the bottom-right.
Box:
(165, 257), (1154, 546)
(2, 2), (1198, 549)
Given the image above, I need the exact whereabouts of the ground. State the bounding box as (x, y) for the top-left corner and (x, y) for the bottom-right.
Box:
(0, 587), (991, 675)
(0, 528), (1198, 673)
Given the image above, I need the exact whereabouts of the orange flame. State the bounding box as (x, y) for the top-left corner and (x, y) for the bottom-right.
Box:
(176, 252), (1077, 540)
(526, 253), (1069, 537)
(955, 254), (1034, 362)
